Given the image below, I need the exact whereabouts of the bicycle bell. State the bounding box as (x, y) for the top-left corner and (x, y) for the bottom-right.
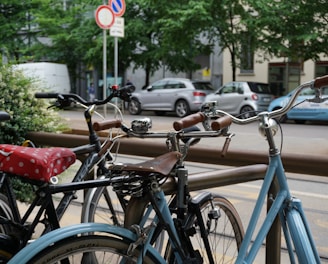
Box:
(258, 117), (278, 137)
(131, 117), (152, 133)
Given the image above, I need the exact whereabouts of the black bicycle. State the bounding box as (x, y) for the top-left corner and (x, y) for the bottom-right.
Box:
(0, 85), (134, 261)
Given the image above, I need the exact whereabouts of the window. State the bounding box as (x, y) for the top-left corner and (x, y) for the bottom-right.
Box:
(151, 80), (166, 90)
(240, 34), (254, 74)
(220, 83), (239, 94)
(315, 61), (328, 78)
(193, 82), (214, 91)
(165, 80), (184, 89)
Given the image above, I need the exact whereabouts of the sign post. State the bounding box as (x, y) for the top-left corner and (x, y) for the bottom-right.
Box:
(109, 0), (125, 111)
(95, 0), (125, 114)
(95, 4), (115, 116)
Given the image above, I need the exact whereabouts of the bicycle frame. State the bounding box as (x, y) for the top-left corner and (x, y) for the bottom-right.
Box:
(0, 93), (126, 248)
(236, 152), (320, 263)
(229, 112), (320, 264)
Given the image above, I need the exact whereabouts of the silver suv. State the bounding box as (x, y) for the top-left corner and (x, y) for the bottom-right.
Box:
(204, 81), (274, 118)
(128, 78), (215, 117)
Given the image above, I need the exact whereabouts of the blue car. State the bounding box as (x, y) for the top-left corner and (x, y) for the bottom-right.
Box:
(268, 86), (328, 124)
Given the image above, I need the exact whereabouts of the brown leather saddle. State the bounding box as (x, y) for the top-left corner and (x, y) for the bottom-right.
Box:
(110, 151), (182, 176)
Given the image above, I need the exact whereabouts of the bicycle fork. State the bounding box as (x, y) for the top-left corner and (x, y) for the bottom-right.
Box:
(280, 198), (320, 264)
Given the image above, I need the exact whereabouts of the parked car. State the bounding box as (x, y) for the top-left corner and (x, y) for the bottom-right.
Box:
(203, 81), (274, 118)
(128, 78), (215, 117)
(268, 86), (328, 124)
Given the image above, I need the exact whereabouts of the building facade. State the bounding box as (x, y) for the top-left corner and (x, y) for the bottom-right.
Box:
(222, 51), (328, 96)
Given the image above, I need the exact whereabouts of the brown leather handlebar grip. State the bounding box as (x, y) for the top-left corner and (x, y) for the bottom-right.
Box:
(173, 112), (206, 131)
(93, 119), (122, 131)
(314, 75), (328, 88)
(211, 116), (232, 131)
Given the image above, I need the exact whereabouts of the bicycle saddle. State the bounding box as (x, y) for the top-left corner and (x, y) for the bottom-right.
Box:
(0, 144), (76, 183)
(110, 151), (182, 176)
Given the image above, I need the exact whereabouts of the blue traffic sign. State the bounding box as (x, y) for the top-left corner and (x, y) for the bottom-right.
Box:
(109, 0), (126, 17)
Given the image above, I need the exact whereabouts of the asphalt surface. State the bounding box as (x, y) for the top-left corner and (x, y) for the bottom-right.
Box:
(62, 108), (328, 157)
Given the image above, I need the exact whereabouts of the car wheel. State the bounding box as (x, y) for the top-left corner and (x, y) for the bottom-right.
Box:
(128, 98), (142, 115)
(294, 120), (306, 124)
(155, 111), (166, 116)
(175, 100), (190, 117)
(240, 106), (255, 119)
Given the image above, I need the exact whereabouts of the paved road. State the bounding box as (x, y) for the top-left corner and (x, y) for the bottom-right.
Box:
(59, 108), (328, 156)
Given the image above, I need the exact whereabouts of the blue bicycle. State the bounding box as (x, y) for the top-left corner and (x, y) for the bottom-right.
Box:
(8, 75), (327, 263)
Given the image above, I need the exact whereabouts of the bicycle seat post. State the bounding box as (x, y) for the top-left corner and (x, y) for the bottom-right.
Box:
(176, 166), (188, 219)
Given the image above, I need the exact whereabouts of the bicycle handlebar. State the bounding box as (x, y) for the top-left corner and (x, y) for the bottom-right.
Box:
(173, 112), (205, 131)
(35, 85), (135, 108)
(210, 116), (232, 131)
(93, 119), (122, 131)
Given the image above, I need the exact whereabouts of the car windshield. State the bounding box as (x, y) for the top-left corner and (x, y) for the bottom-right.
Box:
(248, 82), (271, 94)
(192, 82), (215, 91)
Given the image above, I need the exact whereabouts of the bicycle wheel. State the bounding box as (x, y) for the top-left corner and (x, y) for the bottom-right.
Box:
(81, 179), (126, 226)
(82, 183), (166, 253)
(166, 192), (244, 264)
(0, 193), (19, 261)
(27, 234), (162, 264)
(0, 193), (14, 233)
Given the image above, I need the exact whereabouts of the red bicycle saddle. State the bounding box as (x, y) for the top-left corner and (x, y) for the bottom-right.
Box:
(0, 144), (76, 183)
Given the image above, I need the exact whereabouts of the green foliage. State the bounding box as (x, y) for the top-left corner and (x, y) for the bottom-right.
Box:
(0, 63), (65, 144)
(246, 0), (328, 62)
(1, 0), (328, 85)
(0, 63), (67, 202)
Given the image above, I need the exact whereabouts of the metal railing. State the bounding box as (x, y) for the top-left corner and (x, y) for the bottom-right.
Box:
(27, 130), (328, 177)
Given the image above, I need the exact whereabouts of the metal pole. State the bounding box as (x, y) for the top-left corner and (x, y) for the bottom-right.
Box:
(114, 36), (118, 111)
(102, 29), (107, 117)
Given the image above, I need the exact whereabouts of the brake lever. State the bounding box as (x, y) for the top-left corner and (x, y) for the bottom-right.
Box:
(47, 96), (75, 109)
(221, 133), (234, 157)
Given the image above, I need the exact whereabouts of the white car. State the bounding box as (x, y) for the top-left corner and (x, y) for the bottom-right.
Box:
(204, 81), (274, 118)
(128, 78), (215, 117)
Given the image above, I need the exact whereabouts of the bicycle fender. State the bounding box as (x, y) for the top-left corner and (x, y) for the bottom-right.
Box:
(8, 223), (162, 263)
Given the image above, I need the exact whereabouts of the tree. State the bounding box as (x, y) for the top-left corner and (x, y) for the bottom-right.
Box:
(246, 0), (328, 62)
(155, 0), (213, 77)
(202, 0), (257, 81)
(2, 0), (328, 90)
(120, 0), (212, 86)
(151, 0), (260, 82)
(27, 0), (100, 93)
(0, 0), (42, 62)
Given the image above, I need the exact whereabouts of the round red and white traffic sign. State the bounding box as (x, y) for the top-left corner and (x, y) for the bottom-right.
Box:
(95, 5), (115, 29)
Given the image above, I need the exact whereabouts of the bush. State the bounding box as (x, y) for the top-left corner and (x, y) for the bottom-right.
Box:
(0, 63), (67, 202)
